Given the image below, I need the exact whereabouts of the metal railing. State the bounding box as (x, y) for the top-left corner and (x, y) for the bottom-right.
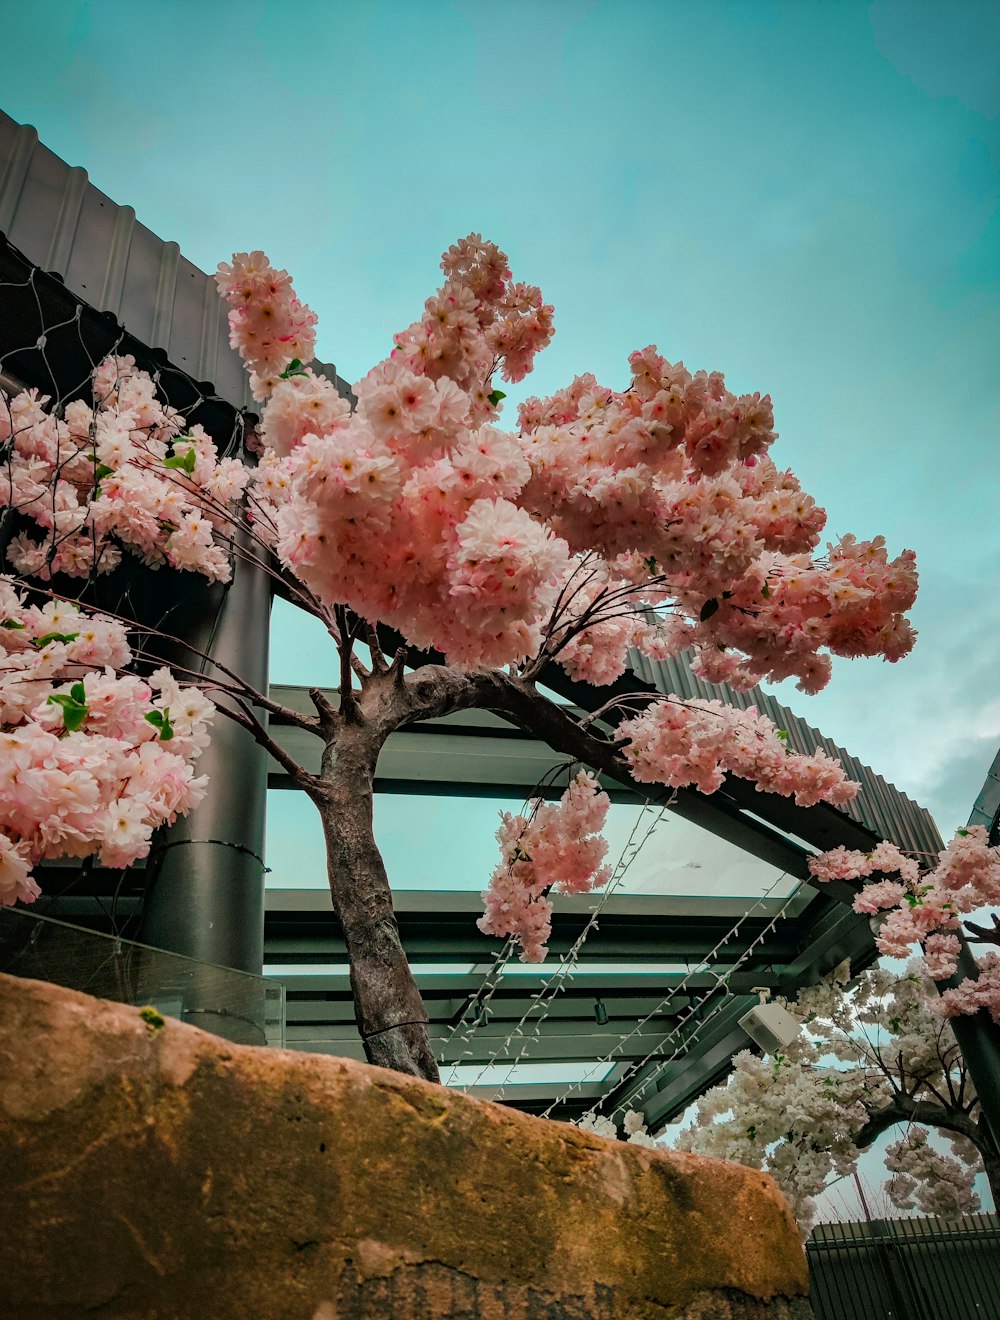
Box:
(808, 1215), (1000, 1320)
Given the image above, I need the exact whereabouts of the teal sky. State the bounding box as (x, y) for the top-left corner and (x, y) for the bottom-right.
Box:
(4, 0), (998, 840)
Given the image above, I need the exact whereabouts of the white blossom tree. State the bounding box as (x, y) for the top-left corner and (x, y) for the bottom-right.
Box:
(664, 963), (997, 1230)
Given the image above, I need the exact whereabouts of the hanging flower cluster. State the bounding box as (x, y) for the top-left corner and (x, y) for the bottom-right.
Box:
(215, 250), (319, 382)
(0, 576), (215, 907)
(0, 355), (250, 583)
(885, 1128), (982, 1220)
(675, 963), (990, 1232)
(809, 827), (1000, 1020)
(478, 770), (612, 962)
(218, 236), (917, 690)
(616, 696), (859, 806)
(516, 352), (918, 694)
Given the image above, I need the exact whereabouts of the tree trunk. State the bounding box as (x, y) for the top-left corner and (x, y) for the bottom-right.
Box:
(314, 728), (439, 1083)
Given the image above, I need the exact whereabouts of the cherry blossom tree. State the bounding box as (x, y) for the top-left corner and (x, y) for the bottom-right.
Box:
(673, 963), (999, 1231)
(1, 236), (919, 1081)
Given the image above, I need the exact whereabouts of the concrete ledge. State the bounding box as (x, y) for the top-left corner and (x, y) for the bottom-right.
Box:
(0, 973), (812, 1319)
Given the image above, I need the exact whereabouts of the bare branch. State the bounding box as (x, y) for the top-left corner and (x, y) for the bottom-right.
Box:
(215, 690), (324, 794)
(856, 1097), (984, 1153)
(335, 604), (362, 723)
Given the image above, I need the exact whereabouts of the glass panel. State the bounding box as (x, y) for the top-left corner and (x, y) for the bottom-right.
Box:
(440, 1061), (616, 1088)
(269, 595), (340, 688)
(268, 596), (372, 689)
(0, 906), (285, 1048)
(265, 788), (799, 901)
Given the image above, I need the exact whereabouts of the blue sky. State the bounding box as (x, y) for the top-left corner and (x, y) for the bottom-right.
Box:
(5, 0), (998, 834)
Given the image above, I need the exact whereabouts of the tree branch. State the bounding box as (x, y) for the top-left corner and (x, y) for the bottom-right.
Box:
(335, 604), (362, 723)
(216, 691), (324, 794)
(856, 1097), (985, 1153)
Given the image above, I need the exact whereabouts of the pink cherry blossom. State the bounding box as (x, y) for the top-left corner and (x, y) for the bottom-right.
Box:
(478, 771), (612, 961)
(0, 578), (215, 906)
(212, 235), (916, 688)
(810, 826), (1000, 1002)
(617, 697), (858, 807)
(0, 355), (250, 585)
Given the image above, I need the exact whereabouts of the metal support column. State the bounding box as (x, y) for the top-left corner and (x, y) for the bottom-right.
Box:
(939, 935), (1000, 1154)
(139, 524), (272, 1042)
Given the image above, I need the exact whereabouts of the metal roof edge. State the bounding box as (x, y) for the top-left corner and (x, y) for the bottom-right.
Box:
(0, 109), (352, 412)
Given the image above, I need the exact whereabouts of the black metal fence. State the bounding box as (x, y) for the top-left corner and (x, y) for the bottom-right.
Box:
(807, 1215), (1000, 1320)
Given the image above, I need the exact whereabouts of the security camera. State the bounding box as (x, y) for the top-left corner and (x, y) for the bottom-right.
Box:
(738, 995), (800, 1054)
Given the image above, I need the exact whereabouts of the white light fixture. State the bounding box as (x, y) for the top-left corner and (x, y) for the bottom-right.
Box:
(738, 989), (800, 1054)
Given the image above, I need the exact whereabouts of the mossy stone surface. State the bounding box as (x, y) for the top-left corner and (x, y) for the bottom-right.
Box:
(0, 973), (812, 1319)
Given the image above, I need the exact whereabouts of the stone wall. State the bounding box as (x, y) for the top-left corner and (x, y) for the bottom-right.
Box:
(0, 973), (813, 1319)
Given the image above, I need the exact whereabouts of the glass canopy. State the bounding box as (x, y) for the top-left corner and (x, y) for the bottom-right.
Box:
(264, 788), (800, 902)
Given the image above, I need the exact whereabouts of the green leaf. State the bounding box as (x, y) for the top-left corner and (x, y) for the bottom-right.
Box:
(644, 556), (658, 575)
(279, 358), (308, 379)
(46, 690), (89, 732)
(139, 1006), (165, 1030)
(1, 618), (25, 630)
(145, 707), (175, 741)
(69, 682), (86, 704)
(957, 828), (969, 837)
(32, 631), (79, 649)
(699, 598), (719, 622)
(761, 582), (770, 600)
(95, 463), (114, 481)
(487, 389), (507, 408)
(776, 729), (789, 745)
(163, 446), (197, 474)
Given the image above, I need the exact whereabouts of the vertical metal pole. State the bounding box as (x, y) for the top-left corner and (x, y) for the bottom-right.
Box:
(139, 522), (272, 1041)
(937, 933), (1000, 1158)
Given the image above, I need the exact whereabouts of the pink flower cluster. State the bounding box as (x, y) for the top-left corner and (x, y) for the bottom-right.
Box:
(478, 771), (612, 962)
(809, 828), (1000, 1010)
(939, 953), (1000, 1024)
(617, 696), (859, 806)
(215, 251), (318, 380)
(0, 356), (250, 583)
(517, 351), (918, 693)
(229, 238), (571, 669)
(0, 577), (214, 908)
(218, 236), (916, 693)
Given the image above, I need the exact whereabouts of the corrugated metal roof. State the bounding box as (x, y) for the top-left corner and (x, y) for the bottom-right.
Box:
(0, 109), (941, 857)
(0, 110), (353, 412)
